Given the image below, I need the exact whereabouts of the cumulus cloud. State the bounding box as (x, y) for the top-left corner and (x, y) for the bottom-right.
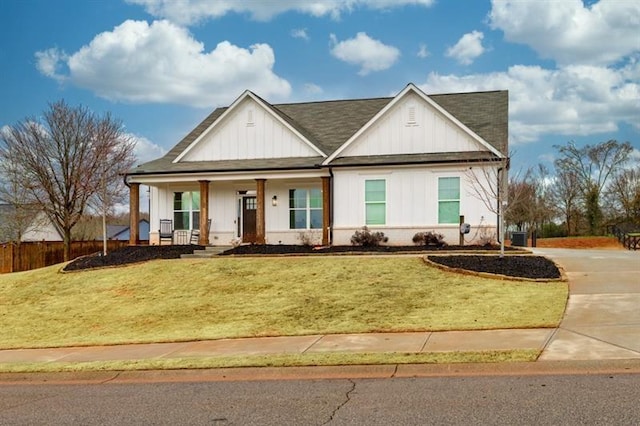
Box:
(127, 0), (435, 25)
(489, 0), (640, 66)
(303, 83), (323, 95)
(291, 28), (309, 40)
(129, 133), (167, 163)
(34, 20), (291, 107)
(330, 32), (400, 76)
(417, 43), (429, 59)
(34, 48), (68, 82)
(446, 31), (485, 65)
(419, 61), (639, 144)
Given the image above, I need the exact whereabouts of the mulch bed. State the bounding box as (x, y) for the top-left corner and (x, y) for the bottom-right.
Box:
(63, 245), (204, 271)
(60, 244), (562, 281)
(220, 244), (519, 255)
(427, 255), (561, 280)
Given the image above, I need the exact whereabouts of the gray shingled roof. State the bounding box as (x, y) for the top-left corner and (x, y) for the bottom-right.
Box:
(128, 88), (507, 176)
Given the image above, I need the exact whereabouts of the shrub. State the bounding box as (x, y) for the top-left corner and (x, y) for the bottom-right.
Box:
(297, 231), (315, 247)
(350, 226), (388, 246)
(477, 226), (497, 246)
(412, 231), (447, 247)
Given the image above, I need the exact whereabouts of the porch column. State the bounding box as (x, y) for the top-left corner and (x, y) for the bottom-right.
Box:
(322, 176), (331, 246)
(198, 180), (210, 245)
(256, 178), (266, 244)
(128, 182), (140, 245)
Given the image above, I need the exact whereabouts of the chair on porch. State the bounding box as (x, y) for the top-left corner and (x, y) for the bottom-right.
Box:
(159, 219), (174, 245)
(190, 218), (212, 245)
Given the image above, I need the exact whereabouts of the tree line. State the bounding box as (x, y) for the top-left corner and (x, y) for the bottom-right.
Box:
(505, 140), (639, 237)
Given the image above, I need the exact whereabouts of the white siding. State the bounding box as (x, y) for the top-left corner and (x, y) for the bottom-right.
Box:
(332, 165), (499, 245)
(341, 92), (487, 157)
(21, 212), (62, 242)
(181, 98), (319, 162)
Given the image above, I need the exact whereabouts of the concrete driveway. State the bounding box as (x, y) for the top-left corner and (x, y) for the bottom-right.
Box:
(532, 248), (640, 361)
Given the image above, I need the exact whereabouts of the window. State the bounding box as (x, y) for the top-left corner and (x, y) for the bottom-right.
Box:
(438, 177), (460, 224)
(365, 179), (386, 225)
(289, 189), (322, 229)
(174, 191), (200, 230)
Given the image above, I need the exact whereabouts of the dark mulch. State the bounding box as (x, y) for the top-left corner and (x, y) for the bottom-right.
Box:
(63, 245), (204, 271)
(62, 244), (559, 280)
(220, 244), (518, 255)
(427, 255), (561, 280)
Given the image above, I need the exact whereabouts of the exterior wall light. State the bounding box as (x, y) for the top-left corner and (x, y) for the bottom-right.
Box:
(272, 195), (278, 206)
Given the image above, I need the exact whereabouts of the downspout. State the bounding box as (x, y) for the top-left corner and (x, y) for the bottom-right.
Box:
(329, 166), (334, 246)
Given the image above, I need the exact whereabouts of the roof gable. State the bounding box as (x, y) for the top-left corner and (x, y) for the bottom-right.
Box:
(128, 85), (507, 176)
(175, 91), (325, 163)
(324, 84), (504, 164)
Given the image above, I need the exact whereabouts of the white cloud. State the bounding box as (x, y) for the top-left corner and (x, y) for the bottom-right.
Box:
(129, 133), (166, 164)
(127, 0), (435, 25)
(417, 43), (429, 58)
(34, 48), (68, 82)
(420, 61), (639, 144)
(489, 0), (640, 66)
(446, 31), (485, 65)
(291, 28), (309, 40)
(34, 20), (291, 107)
(330, 32), (400, 76)
(303, 83), (323, 95)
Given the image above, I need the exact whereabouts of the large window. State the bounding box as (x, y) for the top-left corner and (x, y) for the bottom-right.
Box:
(365, 179), (386, 225)
(174, 191), (200, 230)
(289, 189), (322, 229)
(438, 177), (460, 224)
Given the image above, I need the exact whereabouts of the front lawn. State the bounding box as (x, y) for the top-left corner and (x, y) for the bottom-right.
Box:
(0, 257), (567, 349)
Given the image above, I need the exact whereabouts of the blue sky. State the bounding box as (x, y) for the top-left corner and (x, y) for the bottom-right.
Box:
(1, 0), (638, 172)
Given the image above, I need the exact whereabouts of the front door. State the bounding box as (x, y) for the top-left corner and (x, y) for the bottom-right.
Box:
(242, 196), (257, 243)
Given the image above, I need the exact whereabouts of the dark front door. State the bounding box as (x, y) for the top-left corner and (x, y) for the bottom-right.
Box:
(242, 197), (257, 243)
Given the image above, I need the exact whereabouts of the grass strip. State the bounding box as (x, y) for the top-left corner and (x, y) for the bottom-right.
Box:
(0, 350), (540, 374)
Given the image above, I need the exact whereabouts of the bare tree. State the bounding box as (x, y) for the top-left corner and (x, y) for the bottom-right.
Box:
(0, 101), (136, 261)
(554, 140), (633, 235)
(465, 159), (532, 256)
(548, 168), (582, 236)
(605, 167), (640, 225)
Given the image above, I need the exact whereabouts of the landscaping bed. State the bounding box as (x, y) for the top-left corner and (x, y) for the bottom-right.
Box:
(60, 244), (562, 281)
(63, 245), (204, 271)
(427, 255), (561, 280)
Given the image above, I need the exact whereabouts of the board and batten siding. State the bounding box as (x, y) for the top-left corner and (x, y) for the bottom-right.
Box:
(340, 92), (488, 157)
(331, 165), (498, 245)
(180, 98), (319, 162)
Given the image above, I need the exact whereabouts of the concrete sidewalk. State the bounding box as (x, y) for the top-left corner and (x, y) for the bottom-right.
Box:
(0, 248), (637, 370)
(0, 329), (555, 365)
(533, 248), (640, 361)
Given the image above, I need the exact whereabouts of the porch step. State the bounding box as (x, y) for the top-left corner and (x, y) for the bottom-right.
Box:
(181, 246), (232, 259)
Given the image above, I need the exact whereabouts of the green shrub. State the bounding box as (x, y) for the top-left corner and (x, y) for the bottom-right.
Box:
(350, 226), (388, 246)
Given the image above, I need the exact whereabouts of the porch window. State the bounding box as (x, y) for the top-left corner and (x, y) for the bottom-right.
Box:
(173, 191), (200, 230)
(438, 177), (460, 224)
(289, 189), (322, 229)
(365, 179), (386, 225)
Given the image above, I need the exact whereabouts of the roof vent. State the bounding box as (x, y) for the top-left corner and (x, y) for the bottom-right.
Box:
(247, 109), (254, 127)
(407, 105), (417, 126)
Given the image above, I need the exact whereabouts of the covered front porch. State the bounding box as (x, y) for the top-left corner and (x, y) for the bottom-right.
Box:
(127, 172), (332, 247)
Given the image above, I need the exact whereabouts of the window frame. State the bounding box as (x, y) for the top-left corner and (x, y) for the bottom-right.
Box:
(288, 188), (322, 230)
(365, 179), (386, 226)
(173, 191), (200, 230)
(438, 177), (460, 224)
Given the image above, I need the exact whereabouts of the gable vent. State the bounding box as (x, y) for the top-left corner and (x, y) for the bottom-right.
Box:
(247, 109), (254, 127)
(407, 105), (417, 126)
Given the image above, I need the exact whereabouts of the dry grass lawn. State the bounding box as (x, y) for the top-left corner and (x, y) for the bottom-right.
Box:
(0, 257), (568, 350)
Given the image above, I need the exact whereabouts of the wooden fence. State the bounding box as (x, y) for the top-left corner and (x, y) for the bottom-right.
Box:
(0, 240), (131, 273)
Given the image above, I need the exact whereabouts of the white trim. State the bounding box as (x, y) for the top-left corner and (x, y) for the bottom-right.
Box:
(128, 169), (330, 185)
(323, 83), (504, 164)
(174, 91), (326, 163)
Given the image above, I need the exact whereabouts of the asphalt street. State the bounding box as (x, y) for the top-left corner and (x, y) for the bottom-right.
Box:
(1, 373), (639, 425)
